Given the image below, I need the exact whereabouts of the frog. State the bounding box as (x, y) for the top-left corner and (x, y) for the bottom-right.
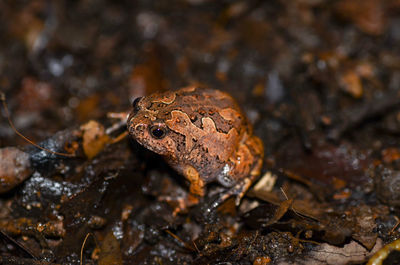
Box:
(127, 85), (264, 212)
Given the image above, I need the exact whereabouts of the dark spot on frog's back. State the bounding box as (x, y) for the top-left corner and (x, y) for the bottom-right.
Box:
(149, 102), (166, 111)
(174, 133), (186, 153)
(212, 113), (235, 134)
(190, 114), (197, 123)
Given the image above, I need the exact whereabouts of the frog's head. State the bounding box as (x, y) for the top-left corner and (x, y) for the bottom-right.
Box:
(127, 95), (178, 159)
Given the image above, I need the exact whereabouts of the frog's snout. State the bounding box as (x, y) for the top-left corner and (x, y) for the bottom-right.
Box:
(128, 117), (145, 135)
(133, 124), (146, 134)
(127, 115), (139, 134)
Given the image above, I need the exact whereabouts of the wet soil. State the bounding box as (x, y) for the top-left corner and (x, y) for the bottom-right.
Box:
(1, 1), (400, 264)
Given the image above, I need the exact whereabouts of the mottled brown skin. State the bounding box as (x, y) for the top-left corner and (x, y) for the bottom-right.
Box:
(127, 86), (263, 211)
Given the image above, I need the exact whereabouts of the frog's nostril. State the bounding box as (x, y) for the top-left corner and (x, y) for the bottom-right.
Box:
(135, 124), (145, 132)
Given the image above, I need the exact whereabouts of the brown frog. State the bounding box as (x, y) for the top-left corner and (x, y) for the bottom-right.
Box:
(127, 86), (263, 211)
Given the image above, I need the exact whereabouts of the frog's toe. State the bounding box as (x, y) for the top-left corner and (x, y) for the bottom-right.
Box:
(230, 178), (252, 206)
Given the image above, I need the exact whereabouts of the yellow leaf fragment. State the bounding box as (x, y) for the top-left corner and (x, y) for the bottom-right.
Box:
(81, 120), (111, 159)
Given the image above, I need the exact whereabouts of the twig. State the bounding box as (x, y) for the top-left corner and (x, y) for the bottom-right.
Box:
(0, 91), (75, 157)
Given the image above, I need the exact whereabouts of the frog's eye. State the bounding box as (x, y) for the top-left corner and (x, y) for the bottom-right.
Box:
(149, 125), (167, 139)
(132, 97), (142, 112)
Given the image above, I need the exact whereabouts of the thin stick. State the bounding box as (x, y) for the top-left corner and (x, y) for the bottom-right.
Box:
(390, 216), (400, 235)
(80, 233), (99, 265)
(0, 229), (38, 260)
(0, 92), (75, 157)
(280, 187), (302, 219)
(165, 229), (196, 252)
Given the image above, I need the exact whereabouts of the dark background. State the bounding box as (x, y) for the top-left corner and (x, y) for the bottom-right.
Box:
(1, 1), (400, 264)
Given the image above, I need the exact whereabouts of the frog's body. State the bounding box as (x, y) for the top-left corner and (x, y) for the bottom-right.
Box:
(127, 86), (263, 210)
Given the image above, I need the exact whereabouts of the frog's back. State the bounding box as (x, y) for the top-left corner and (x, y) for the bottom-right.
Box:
(148, 86), (248, 136)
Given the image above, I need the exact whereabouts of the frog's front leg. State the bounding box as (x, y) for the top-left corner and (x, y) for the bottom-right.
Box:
(184, 165), (206, 198)
(160, 165), (206, 215)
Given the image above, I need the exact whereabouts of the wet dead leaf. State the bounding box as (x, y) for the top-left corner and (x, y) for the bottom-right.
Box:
(265, 199), (293, 227)
(351, 205), (378, 250)
(98, 231), (123, 265)
(339, 70), (363, 98)
(81, 120), (111, 159)
(252, 171), (277, 194)
(304, 239), (382, 265)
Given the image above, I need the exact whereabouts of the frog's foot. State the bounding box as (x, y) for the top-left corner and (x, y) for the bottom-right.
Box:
(205, 178), (252, 214)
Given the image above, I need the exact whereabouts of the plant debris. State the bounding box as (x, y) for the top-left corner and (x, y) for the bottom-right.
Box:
(1, 1), (400, 264)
